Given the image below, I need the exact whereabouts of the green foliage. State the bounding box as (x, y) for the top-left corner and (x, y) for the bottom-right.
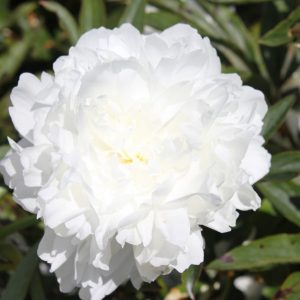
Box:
(79, 0), (106, 34)
(1, 244), (38, 300)
(0, 32), (32, 85)
(29, 270), (47, 300)
(0, 145), (9, 160)
(119, 0), (146, 31)
(274, 272), (300, 300)
(0, 242), (22, 271)
(262, 95), (295, 142)
(261, 5), (300, 46)
(258, 181), (300, 226)
(181, 265), (203, 299)
(40, 1), (79, 44)
(0, 215), (38, 240)
(0, 0), (299, 299)
(210, 0), (274, 3)
(208, 234), (300, 270)
(267, 152), (300, 178)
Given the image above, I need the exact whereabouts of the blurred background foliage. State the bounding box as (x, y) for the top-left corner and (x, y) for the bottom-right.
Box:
(0, 0), (300, 299)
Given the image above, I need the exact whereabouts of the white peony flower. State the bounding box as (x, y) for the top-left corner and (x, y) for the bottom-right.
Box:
(0, 24), (270, 299)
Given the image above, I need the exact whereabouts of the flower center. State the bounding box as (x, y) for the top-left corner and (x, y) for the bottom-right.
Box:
(118, 151), (148, 164)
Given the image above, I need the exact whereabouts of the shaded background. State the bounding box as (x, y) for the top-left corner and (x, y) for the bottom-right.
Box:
(0, 0), (300, 299)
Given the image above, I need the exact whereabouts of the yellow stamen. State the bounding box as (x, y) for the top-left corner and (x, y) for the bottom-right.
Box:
(118, 151), (133, 164)
(136, 153), (148, 164)
(118, 151), (148, 164)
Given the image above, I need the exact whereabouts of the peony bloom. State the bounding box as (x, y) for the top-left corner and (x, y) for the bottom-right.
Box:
(0, 24), (270, 299)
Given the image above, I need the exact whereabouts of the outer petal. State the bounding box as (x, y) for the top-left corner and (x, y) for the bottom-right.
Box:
(172, 229), (204, 272)
(0, 140), (52, 213)
(9, 72), (56, 141)
(241, 138), (271, 183)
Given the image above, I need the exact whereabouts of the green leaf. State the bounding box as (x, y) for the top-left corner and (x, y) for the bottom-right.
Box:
(145, 11), (181, 30)
(181, 265), (202, 300)
(29, 269), (46, 300)
(156, 277), (168, 297)
(215, 43), (251, 74)
(150, 0), (226, 40)
(259, 198), (277, 216)
(79, 0), (106, 34)
(14, 2), (38, 31)
(208, 0), (273, 3)
(281, 67), (300, 93)
(0, 34), (32, 84)
(118, 0), (146, 31)
(0, 215), (38, 240)
(267, 151), (300, 178)
(0, 242), (22, 271)
(29, 27), (52, 61)
(0, 0), (9, 27)
(40, 1), (78, 44)
(257, 182), (300, 227)
(0, 145), (9, 160)
(273, 272), (300, 300)
(207, 233), (300, 271)
(1, 244), (38, 300)
(106, 6), (126, 29)
(222, 10), (270, 82)
(260, 6), (300, 47)
(0, 2), (37, 30)
(0, 187), (7, 198)
(262, 95), (295, 142)
(207, 3), (254, 60)
(274, 180), (300, 197)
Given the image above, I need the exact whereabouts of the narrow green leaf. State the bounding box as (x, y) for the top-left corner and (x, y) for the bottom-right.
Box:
(0, 0), (9, 27)
(156, 277), (168, 297)
(267, 151), (300, 178)
(29, 269), (46, 300)
(145, 11), (181, 30)
(257, 182), (300, 227)
(150, 0), (226, 40)
(215, 44), (251, 73)
(262, 95), (295, 142)
(207, 4), (254, 61)
(118, 0), (146, 31)
(0, 34), (32, 84)
(79, 0), (106, 34)
(0, 215), (38, 240)
(0, 187), (7, 198)
(106, 6), (126, 29)
(0, 2), (37, 30)
(259, 198), (277, 216)
(1, 244), (38, 300)
(15, 2), (38, 31)
(0, 145), (9, 160)
(260, 6), (300, 47)
(208, 0), (273, 3)
(40, 1), (78, 44)
(281, 67), (300, 93)
(275, 181), (300, 197)
(181, 265), (202, 300)
(206, 1), (271, 82)
(273, 272), (300, 300)
(207, 233), (300, 271)
(0, 242), (22, 271)
(223, 10), (271, 82)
